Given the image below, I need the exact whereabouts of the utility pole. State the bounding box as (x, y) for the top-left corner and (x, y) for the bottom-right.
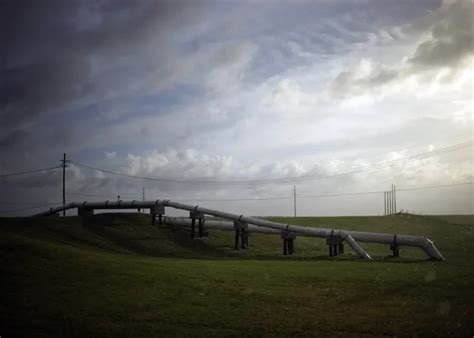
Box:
(293, 185), (297, 217)
(142, 187), (145, 213)
(384, 192), (386, 216)
(60, 153), (69, 217)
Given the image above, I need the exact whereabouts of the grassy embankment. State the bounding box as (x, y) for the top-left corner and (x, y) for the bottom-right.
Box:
(1, 213), (473, 337)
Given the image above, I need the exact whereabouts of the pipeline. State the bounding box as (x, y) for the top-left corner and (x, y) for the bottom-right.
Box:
(33, 199), (444, 261)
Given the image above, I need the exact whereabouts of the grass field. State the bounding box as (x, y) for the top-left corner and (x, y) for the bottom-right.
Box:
(1, 213), (473, 337)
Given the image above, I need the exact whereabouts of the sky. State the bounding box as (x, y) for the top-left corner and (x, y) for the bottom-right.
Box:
(1, 0), (473, 217)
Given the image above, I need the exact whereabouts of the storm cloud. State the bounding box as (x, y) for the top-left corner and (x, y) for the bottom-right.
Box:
(1, 0), (471, 216)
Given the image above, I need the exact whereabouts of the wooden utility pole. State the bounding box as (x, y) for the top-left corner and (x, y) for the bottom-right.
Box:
(142, 187), (145, 213)
(60, 153), (69, 217)
(293, 185), (296, 217)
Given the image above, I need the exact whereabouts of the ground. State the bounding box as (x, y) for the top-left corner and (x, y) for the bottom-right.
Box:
(0, 213), (473, 337)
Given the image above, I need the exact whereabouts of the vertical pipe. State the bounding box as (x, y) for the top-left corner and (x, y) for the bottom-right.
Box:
(235, 227), (240, 250)
(293, 185), (296, 217)
(387, 187), (392, 215)
(142, 187), (145, 213)
(191, 218), (195, 238)
(62, 153), (66, 217)
(391, 184), (395, 214)
(198, 219), (203, 238)
(391, 184), (394, 215)
(394, 185), (397, 214)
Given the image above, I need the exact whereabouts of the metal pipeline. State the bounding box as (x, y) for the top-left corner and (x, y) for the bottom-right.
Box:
(33, 199), (444, 260)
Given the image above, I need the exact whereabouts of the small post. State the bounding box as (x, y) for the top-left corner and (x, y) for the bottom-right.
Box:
(281, 231), (296, 255)
(240, 228), (246, 249)
(390, 234), (400, 257)
(142, 187), (145, 213)
(198, 219), (203, 238)
(150, 205), (164, 226)
(338, 242), (344, 254)
(60, 153), (69, 217)
(233, 221), (247, 249)
(326, 232), (343, 257)
(190, 211), (204, 239)
(235, 225), (240, 250)
(191, 218), (196, 239)
(288, 238), (294, 255)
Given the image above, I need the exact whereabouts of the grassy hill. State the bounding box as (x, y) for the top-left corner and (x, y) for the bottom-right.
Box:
(1, 213), (473, 337)
(427, 214), (474, 226)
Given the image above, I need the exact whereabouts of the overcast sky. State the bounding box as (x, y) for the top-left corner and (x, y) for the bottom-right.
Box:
(1, 0), (472, 216)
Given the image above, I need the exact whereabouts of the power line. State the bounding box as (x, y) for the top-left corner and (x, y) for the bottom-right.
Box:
(298, 182), (472, 199)
(299, 190), (384, 198)
(0, 200), (64, 205)
(136, 181), (474, 202)
(71, 140), (472, 186)
(66, 192), (141, 200)
(0, 166), (62, 178)
(397, 182), (473, 192)
(181, 181), (473, 202)
(176, 196), (291, 202)
(3, 181), (467, 214)
(0, 202), (62, 215)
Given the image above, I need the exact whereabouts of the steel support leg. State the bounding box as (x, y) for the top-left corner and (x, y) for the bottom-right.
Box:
(191, 218), (196, 239)
(198, 219), (203, 238)
(235, 227), (240, 250)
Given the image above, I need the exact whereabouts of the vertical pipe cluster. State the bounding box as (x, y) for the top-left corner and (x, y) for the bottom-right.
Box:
(383, 184), (397, 215)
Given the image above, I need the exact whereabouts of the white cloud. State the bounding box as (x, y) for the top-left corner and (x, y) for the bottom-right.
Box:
(105, 151), (116, 159)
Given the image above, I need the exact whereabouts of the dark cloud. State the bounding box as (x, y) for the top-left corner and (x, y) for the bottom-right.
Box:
(329, 0), (473, 99)
(1, 0), (206, 128)
(330, 62), (399, 98)
(1, 0), (470, 216)
(409, 0), (473, 68)
(1, 54), (92, 127)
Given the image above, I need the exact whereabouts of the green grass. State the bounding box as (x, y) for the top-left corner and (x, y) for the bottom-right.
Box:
(427, 214), (474, 226)
(1, 213), (473, 337)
